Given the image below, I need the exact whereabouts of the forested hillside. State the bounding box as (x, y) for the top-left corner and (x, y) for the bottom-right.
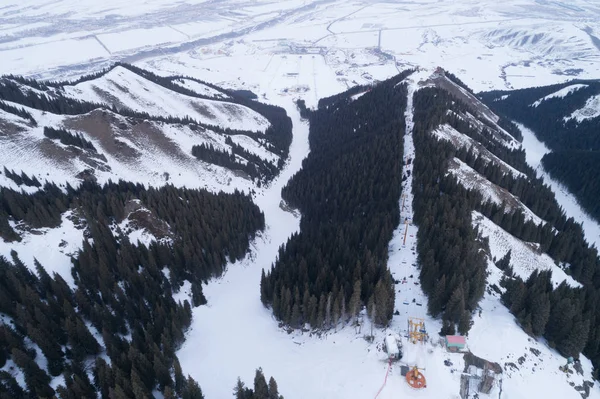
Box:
(260, 70), (413, 329)
(418, 73), (600, 376)
(480, 81), (600, 223)
(0, 180), (264, 397)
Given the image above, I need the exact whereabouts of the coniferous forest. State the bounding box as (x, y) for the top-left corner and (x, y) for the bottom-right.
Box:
(418, 79), (600, 376)
(260, 70), (413, 329)
(411, 87), (488, 335)
(480, 81), (600, 223)
(0, 180), (264, 397)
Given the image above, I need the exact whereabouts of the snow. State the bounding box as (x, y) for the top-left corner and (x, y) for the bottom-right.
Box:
(531, 84), (588, 107)
(350, 91), (368, 101)
(517, 123), (600, 250)
(96, 27), (188, 54)
(473, 211), (580, 288)
(62, 66), (270, 133)
(0, 210), (83, 288)
(449, 158), (544, 225)
(177, 69), (468, 399)
(0, 37), (108, 76)
(173, 280), (192, 304)
(564, 94), (600, 122)
(0, 99), (276, 194)
(0, 359), (26, 390)
(229, 135), (279, 164)
(469, 279), (595, 399)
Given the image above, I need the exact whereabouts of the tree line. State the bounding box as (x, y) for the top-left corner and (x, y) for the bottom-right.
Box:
(234, 368), (283, 399)
(541, 151), (600, 223)
(260, 70), (414, 330)
(43, 127), (97, 152)
(192, 136), (280, 184)
(0, 179), (265, 397)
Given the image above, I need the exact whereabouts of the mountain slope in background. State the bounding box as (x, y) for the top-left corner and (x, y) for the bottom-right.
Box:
(0, 64), (292, 192)
(481, 80), (600, 225)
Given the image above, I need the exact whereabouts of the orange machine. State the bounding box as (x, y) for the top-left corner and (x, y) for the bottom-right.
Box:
(405, 366), (426, 389)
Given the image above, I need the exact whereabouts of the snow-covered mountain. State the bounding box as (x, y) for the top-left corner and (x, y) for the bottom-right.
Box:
(0, 64), (291, 192)
(2, 0), (600, 396)
(2, 61), (600, 398)
(173, 69), (600, 399)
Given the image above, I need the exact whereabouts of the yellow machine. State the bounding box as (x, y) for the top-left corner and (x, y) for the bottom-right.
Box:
(408, 317), (427, 344)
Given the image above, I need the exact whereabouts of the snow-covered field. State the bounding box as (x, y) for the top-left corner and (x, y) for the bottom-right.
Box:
(564, 94), (600, 122)
(2, 0), (600, 93)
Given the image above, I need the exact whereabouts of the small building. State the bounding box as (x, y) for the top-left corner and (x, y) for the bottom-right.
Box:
(384, 334), (402, 360)
(445, 335), (467, 352)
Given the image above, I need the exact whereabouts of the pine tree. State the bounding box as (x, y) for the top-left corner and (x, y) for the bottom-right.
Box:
(253, 368), (269, 399)
(457, 310), (471, 336)
(530, 293), (551, 336)
(349, 280), (362, 322)
(173, 357), (186, 396)
(445, 286), (465, 324)
(182, 376), (204, 399)
(260, 269), (268, 306)
(191, 280), (207, 307)
(268, 376), (282, 399)
(427, 274), (446, 317)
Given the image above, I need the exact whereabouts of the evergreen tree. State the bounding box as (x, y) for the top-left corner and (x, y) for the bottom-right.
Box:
(182, 376), (204, 399)
(253, 368), (269, 399)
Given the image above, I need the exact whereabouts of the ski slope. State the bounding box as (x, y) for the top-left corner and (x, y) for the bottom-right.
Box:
(517, 123), (600, 249)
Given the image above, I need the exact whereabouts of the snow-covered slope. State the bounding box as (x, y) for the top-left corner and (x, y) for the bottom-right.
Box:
(0, 210), (83, 288)
(473, 211), (579, 288)
(0, 66), (286, 193)
(565, 94), (600, 122)
(61, 66), (269, 132)
(449, 158), (544, 225)
(172, 78), (230, 99)
(0, 102), (265, 193)
(518, 123), (600, 250)
(532, 84), (588, 107)
(432, 123), (526, 178)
